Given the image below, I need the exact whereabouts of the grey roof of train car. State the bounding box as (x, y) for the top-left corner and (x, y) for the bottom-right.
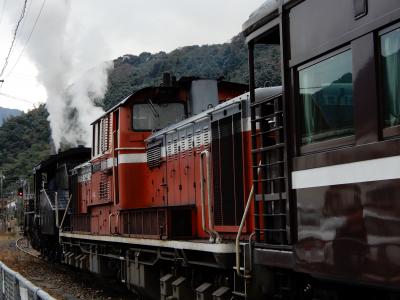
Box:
(242, 0), (292, 34)
(146, 86), (282, 141)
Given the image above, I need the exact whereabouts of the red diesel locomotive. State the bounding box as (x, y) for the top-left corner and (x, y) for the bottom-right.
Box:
(62, 75), (263, 299)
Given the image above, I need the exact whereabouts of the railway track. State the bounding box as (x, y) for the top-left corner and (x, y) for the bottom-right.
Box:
(15, 236), (40, 258)
(13, 235), (136, 299)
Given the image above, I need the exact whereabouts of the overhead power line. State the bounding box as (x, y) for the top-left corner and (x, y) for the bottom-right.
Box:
(0, 0), (28, 79)
(5, 0), (47, 80)
(0, 92), (35, 105)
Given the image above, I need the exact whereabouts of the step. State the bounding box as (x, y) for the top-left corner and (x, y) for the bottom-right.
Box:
(231, 291), (246, 298)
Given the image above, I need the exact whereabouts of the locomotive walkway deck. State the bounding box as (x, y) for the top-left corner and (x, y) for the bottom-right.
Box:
(60, 232), (237, 253)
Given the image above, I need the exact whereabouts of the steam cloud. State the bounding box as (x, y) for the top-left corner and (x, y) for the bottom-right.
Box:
(23, 0), (111, 149)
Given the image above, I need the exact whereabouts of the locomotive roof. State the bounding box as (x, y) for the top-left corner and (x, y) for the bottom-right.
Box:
(146, 86), (282, 141)
(242, 0), (292, 36)
(33, 146), (91, 173)
(92, 77), (246, 125)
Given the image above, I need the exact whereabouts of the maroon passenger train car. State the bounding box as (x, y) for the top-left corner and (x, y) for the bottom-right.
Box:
(242, 0), (400, 299)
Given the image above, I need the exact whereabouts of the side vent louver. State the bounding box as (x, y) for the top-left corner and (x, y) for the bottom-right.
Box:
(147, 139), (162, 168)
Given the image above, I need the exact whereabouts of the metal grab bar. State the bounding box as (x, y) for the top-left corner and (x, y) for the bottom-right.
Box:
(109, 213), (114, 234)
(59, 194), (72, 232)
(200, 150), (221, 243)
(200, 150), (214, 242)
(235, 161), (261, 278)
(41, 189), (53, 208)
(55, 191), (59, 228)
(41, 189), (60, 228)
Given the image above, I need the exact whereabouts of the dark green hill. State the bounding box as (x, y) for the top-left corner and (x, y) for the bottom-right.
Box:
(0, 105), (51, 192)
(103, 34), (280, 110)
(0, 107), (22, 126)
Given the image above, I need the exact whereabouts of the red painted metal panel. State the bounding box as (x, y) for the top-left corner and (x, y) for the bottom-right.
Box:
(166, 132), (181, 206)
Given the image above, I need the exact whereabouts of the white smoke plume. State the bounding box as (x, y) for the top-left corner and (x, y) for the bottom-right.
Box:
(22, 0), (112, 149)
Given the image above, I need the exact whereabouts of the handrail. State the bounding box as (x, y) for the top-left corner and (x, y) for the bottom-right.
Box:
(112, 130), (117, 205)
(204, 150), (221, 243)
(116, 212), (120, 234)
(109, 213), (115, 234)
(199, 150), (214, 242)
(0, 261), (56, 300)
(200, 150), (222, 243)
(235, 160), (261, 278)
(59, 194), (72, 232)
(41, 189), (54, 209)
(55, 191), (59, 228)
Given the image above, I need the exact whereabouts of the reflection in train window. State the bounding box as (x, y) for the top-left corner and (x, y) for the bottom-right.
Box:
(381, 27), (400, 128)
(132, 102), (185, 131)
(299, 50), (353, 145)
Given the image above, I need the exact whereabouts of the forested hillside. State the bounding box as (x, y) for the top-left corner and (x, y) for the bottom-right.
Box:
(0, 34), (281, 191)
(0, 107), (22, 126)
(103, 34), (280, 109)
(0, 105), (51, 192)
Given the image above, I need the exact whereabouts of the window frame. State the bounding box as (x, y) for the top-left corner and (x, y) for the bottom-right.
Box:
(296, 46), (355, 155)
(131, 100), (187, 132)
(378, 22), (400, 139)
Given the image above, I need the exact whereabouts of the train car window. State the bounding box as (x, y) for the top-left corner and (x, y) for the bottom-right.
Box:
(298, 49), (353, 146)
(380, 26), (400, 129)
(132, 102), (185, 131)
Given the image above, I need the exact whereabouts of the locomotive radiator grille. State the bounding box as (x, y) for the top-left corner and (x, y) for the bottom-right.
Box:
(99, 172), (111, 203)
(211, 113), (244, 226)
(100, 115), (111, 153)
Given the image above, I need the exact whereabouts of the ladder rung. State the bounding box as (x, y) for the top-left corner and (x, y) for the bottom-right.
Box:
(252, 161), (284, 168)
(253, 243), (292, 250)
(251, 143), (285, 153)
(251, 126), (283, 137)
(255, 228), (286, 232)
(250, 95), (282, 107)
(255, 193), (287, 201)
(251, 111), (283, 123)
(232, 291), (247, 297)
(254, 213), (286, 217)
(254, 176), (285, 182)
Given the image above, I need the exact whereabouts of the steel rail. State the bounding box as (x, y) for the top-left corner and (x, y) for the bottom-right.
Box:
(15, 236), (40, 259)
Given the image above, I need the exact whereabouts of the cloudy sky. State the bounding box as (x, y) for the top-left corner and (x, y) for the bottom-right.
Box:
(0, 0), (265, 112)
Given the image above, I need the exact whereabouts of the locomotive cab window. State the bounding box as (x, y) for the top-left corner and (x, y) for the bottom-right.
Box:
(132, 102), (185, 131)
(298, 49), (354, 149)
(380, 25), (400, 132)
